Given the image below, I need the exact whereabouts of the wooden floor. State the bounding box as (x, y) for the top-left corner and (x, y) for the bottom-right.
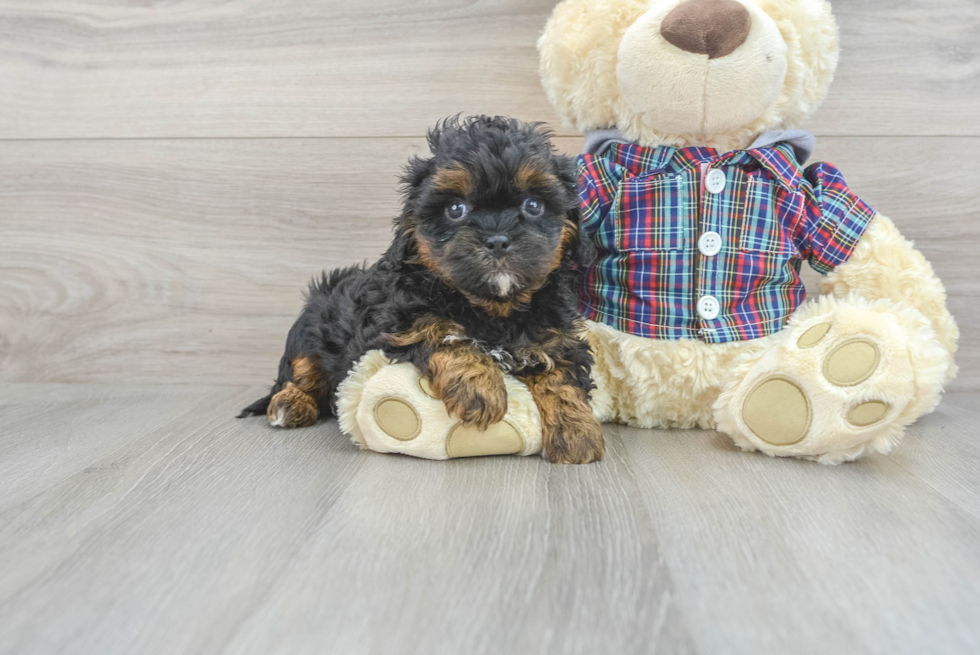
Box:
(1, 384), (978, 655)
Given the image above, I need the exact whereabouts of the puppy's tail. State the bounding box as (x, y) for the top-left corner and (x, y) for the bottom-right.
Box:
(237, 394), (272, 419)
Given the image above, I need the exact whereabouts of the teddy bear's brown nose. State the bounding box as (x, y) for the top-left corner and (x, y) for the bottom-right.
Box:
(661, 0), (752, 59)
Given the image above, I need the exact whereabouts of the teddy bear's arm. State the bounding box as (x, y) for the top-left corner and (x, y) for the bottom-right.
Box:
(819, 213), (959, 383)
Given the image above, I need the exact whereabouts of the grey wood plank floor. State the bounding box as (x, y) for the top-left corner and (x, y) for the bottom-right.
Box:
(1, 384), (977, 655)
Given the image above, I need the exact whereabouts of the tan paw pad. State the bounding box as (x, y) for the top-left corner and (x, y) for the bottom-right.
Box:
(446, 420), (525, 459)
(824, 338), (880, 387)
(418, 377), (437, 399)
(847, 401), (890, 427)
(797, 322), (832, 348)
(374, 398), (422, 441)
(742, 377), (812, 446)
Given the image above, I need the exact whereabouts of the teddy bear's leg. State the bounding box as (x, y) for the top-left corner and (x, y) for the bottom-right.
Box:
(584, 319), (760, 429)
(716, 214), (956, 464)
(819, 214), (959, 382)
(334, 351), (543, 460)
(714, 294), (950, 464)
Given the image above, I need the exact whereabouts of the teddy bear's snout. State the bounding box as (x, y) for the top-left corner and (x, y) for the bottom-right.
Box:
(661, 0), (751, 59)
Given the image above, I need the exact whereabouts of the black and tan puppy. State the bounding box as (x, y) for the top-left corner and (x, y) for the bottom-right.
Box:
(239, 116), (604, 464)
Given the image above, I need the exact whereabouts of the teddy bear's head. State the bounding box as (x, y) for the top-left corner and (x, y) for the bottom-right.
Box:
(539, 0), (839, 151)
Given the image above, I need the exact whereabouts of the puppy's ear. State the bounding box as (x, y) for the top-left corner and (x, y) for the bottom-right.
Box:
(553, 152), (579, 194)
(380, 155), (435, 270)
(380, 214), (418, 270)
(400, 155), (435, 202)
(553, 154), (594, 267)
(385, 156), (433, 270)
(563, 207), (595, 267)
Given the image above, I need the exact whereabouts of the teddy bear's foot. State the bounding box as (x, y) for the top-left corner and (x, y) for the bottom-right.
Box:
(334, 351), (543, 460)
(715, 295), (949, 464)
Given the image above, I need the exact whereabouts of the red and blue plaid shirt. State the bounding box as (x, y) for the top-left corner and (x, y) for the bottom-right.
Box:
(578, 141), (877, 343)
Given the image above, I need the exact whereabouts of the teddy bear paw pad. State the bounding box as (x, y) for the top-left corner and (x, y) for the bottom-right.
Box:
(824, 338), (881, 387)
(720, 306), (919, 460)
(741, 376), (812, 446)
(342, 355), (545, 460)
(415, 375), (526, 456)
(847, 401), (891, 427)
(374, 398), (422, 441)
(797, 322), (832, 348)
(446, 420), (526, 459)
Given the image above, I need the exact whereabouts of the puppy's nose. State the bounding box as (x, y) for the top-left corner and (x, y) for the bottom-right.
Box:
(485, 235), (511, 257)
(661, 0), (752, 59)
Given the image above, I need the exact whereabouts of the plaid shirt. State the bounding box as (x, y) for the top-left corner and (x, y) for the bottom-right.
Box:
(578, 141), (877, 343)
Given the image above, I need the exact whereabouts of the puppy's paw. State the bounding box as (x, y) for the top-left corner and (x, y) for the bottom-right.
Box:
(267, 383), (319, 428)
(428, 348), (509, 431)
(543, 412), (605, 465)
(438, 377), (509, 431)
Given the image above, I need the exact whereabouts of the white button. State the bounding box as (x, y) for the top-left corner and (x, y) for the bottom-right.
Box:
(705, 169), (727, 194)
(698, 231), (722, 257)
(697, 296), (720, 321)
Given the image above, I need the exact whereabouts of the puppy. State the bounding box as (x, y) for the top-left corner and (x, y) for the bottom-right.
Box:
(239, 116), (605, 464)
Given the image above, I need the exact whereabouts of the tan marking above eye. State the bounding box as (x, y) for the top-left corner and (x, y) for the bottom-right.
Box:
(431, 166), (474, 195)
(515, 163), (559, 191)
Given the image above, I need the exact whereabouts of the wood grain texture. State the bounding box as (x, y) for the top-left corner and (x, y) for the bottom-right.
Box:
(0, 383), (691, 655)
(615, 391), (980, 655)
(0, 0), (977, 139)
(0, 383), (978, 655)
(1, 136), (976, 389)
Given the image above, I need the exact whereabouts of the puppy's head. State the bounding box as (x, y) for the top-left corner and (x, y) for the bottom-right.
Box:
(392, 116), (587, 312)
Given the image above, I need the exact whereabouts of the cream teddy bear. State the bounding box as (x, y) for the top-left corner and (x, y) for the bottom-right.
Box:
(337, 0), (957, 464)
(536, 0), (958, 463)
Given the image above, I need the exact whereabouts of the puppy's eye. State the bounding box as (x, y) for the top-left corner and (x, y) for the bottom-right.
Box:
(523, 198), (546, 218)
(446, 202), (469, 220)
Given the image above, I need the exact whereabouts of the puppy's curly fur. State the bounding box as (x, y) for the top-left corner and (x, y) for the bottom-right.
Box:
(239, 116), (605, 464)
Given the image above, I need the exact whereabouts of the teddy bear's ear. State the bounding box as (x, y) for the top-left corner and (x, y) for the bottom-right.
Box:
(538, 0), (647, 134)
(757, 0), (840, 127)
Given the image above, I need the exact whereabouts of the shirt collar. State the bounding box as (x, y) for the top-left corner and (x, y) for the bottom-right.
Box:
(722, 143), (805, 192)
(584, 129), (811, 192)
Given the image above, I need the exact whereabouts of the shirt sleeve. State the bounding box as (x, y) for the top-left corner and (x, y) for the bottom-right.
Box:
(799, 162), (877, 275)
(577, 154), (626, 238)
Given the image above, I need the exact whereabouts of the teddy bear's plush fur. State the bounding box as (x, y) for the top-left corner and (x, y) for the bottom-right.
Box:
(323, 0), (957, 464)
(539, 0), (840, 153)
(538, 0), (958, 463)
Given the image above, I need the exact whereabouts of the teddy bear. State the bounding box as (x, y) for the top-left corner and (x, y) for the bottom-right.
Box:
(336, 0), (958, 464)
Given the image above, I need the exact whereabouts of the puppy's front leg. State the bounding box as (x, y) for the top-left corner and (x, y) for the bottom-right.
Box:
(387, 315), (508, 431)
(522, 368), (605, 464)
(426, 346), (508, 431)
